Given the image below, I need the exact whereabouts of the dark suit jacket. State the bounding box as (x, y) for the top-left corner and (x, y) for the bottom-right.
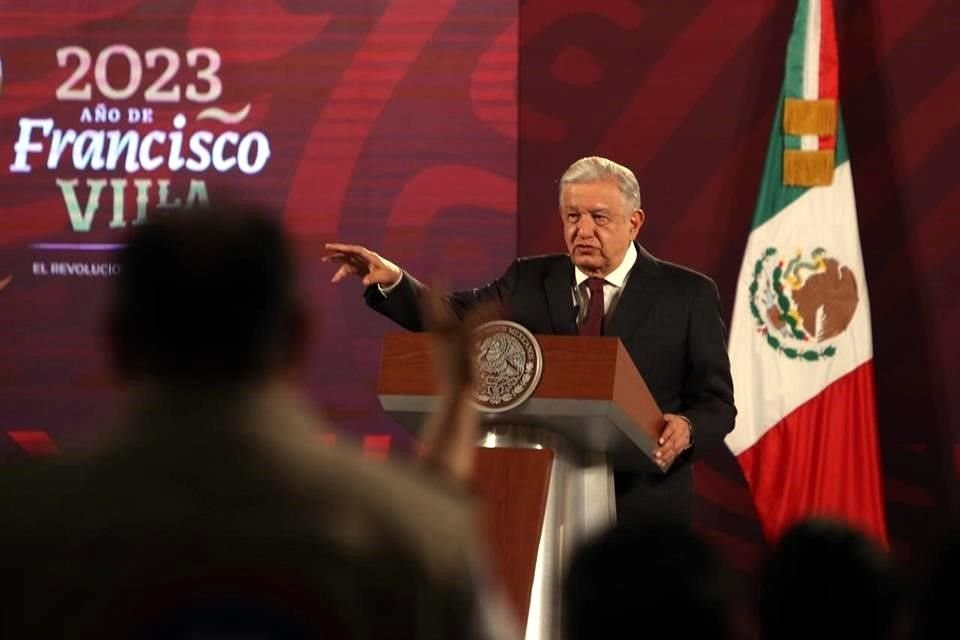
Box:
(366, 243), (736, 521)
(0, 386), (513, 639)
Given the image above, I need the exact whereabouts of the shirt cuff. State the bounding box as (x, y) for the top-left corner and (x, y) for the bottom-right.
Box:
(377, 272), (404, 295)
(677, 415), (694, 449)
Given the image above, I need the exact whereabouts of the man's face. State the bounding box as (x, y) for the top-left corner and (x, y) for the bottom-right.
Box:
(561, 180), (644, 277)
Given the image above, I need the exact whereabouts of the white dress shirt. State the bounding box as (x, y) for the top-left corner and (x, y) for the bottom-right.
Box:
(572, 242), (638, 327)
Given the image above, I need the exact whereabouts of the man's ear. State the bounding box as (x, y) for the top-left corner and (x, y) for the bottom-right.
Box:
(630, 208), (645, 238)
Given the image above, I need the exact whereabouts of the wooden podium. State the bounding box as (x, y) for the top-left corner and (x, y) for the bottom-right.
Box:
(378, 332), (665, 640)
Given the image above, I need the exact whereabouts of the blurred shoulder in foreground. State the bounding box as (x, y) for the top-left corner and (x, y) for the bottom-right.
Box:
(0, 201), (515, 639)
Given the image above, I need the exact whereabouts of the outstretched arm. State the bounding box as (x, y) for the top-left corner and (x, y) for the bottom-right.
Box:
(358, 260), (516, 332)
(323, 240), (514, 332)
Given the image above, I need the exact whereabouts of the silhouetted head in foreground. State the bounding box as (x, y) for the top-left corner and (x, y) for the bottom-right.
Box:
(759, 518), (899, 640)
(910, 530), (958, 640)
(564, 515), (739, 640)
(108, 202), (307, 386)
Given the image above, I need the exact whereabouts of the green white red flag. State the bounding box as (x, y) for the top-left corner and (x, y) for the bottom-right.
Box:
(725, 0), (889, 546)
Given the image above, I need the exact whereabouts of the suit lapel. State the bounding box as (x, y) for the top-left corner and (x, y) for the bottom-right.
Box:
(604, 243), (663, 339)
(544, 257), (578, 335)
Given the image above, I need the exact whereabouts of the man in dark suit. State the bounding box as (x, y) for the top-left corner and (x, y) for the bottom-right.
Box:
(325, 156), (736, 520)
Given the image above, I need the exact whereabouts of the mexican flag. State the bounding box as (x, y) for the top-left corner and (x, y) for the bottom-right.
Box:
(725, 0), (888, 546)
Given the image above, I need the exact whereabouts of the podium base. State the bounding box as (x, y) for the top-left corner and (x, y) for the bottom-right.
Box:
(477, 424), (614, 640)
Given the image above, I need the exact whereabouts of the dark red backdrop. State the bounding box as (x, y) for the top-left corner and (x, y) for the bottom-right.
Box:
(0, 0), (956, 568)
(0, 0), (517, 450)
(518, 0), (959, 566)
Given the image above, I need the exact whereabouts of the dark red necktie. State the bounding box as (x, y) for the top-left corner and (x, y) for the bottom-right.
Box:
(578, 277), (606, 336)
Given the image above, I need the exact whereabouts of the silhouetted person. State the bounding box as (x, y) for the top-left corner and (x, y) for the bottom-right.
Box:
(0, 203), (514, 639)
(910, 531), (958, 640)
(758, 518), (899, 640)
(564, 514), (741, 640)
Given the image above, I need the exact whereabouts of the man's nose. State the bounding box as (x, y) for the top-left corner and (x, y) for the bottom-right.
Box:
(575, 216), (595, 237)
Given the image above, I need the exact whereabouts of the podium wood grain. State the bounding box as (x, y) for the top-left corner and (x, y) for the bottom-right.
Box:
(378, 333), (663, 446)
(472, 448), (553, 633)
(378, 332), (665, 632)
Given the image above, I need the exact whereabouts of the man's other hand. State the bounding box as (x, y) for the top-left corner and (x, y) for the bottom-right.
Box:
(653, 413), (692, 471)
(323, 243), (402, 288)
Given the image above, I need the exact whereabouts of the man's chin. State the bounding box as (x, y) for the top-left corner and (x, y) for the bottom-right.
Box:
(571, 255), (605, 272)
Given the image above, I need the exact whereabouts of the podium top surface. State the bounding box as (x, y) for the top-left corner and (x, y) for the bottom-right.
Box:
(377, 332), (665, 473)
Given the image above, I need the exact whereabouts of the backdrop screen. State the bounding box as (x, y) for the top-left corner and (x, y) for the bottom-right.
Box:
(0, 0), (518, 454)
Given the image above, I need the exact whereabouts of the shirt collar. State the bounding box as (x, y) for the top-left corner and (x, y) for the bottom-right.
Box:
(573, 242), (638, 288)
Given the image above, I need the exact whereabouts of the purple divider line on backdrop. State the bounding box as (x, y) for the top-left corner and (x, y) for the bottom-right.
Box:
(31, 243), (126, 251)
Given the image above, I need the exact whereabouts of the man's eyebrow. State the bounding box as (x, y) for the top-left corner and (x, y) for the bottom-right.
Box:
(564, 204), (610, 213)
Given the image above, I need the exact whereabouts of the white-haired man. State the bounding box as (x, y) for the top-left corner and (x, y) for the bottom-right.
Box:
(326, 156), (736, 520)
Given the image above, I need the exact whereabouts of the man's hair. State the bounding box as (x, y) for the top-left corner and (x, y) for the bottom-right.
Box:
(912, 532), (959, 640)
(759, 518), (899, 640)
(108, 201), (302, 384)
(558, 156), (642, 211)
(564, 516), (738, 640)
